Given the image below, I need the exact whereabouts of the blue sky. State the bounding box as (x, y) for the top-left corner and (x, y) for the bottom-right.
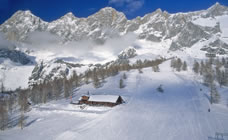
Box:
(0, 0), (228, 24)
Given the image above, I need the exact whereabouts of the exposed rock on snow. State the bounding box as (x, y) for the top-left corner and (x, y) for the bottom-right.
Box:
(0, 48), (32, 65)
(200, 39), (228, 54)
(118, 47), (137, 59)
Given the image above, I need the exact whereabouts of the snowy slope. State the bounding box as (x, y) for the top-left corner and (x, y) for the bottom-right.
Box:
(0, 59), (34, 90)
(0, 3), (228, 139)
(1, 61), (228, 140)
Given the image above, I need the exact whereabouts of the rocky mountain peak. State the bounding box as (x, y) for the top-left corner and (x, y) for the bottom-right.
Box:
(0, 3), (227, 50)
(12, 10), (33, 17)
(0, 10), (47, 41)
(61, 12), (77, 19)
(91, 6), (126, 20)
(205, 2), (228, 17)
(209, 2), (223, 9)
(154, 8), (162, 14)
(100, 7), (118, 12)
(1, 10), (42, 25)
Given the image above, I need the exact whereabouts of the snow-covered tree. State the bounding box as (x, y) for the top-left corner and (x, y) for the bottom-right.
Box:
(123, 73), (127, 79)
(119, 78), (125, 89)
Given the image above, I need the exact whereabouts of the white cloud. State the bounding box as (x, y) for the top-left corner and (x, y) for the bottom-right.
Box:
(0, 32), (14, 49)
(109, 0), (144, 13)
(126, 1), (144, 13)
(22, 31), (138, 64)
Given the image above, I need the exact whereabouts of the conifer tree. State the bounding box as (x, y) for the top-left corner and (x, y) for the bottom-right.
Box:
(123, 73), (127, 79)
(119, 78), (125, 88)
(193, 61), (200, 74)
(182, 61), (187, 71)
(176, 58), (182, 72)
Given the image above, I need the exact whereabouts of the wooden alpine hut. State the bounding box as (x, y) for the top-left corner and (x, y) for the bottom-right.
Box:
(78, 95), (124, 107)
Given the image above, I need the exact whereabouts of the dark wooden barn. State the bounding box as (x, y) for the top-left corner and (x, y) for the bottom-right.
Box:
(78, 95), (124, 107)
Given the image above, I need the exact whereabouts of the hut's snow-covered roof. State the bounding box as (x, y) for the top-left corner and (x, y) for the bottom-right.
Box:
(78, 95), (89, 101)
(88, 95), (120, 103)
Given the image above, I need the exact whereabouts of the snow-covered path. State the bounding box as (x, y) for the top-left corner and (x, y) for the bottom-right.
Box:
(69, 71), (228, 140)
(1, 66), (228, 140)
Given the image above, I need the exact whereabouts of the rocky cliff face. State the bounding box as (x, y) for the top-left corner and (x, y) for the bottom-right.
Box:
(0, 10), (48, 41)
(118, 47), (137, 59)
(0, 48), (32, 65)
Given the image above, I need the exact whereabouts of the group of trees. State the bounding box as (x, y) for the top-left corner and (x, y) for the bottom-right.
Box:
(83, 58), (165, 88)
(170, 57), (228, 104)
(29, 70), (82, 104)
(0, 93), (15, 130)
(192, 58), (228, 87)
(192, 57), (228, 104)
(0, 89), (31, 130)
(0, 57), (166, 131)
(28, 57), (165, 105)
(18, 89), (29, 129)
(170, 58), (187, 72)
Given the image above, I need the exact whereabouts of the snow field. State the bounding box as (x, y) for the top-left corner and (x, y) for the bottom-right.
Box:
(1, 61), (228, 140)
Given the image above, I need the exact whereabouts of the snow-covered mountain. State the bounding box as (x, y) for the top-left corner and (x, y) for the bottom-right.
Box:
(0, 2), (228, 89)
(1, 3), (228, 139)
(1, 3), (228, 47)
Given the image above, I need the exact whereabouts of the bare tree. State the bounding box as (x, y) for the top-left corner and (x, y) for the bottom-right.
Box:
(92, 72), (101, 88)
(8, 94), (14, 115)
(52, 78), (63, 100)
(63, 75), (73, 99)
(0, 82), (5, 93)
(210, 83), (220, 104)
(63, 75), (69, 98)
(18, 89), (29, 129)
(0, 99), (8, 130)
(0, 71), (6, 93)
(216, 68), (226, 87)
(84, 70), (90, 84)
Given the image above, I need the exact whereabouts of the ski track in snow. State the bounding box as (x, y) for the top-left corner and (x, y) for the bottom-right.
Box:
(1, 65), (228, 140)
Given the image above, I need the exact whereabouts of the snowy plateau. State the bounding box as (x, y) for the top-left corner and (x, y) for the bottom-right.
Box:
(0, 2), (228, 140)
